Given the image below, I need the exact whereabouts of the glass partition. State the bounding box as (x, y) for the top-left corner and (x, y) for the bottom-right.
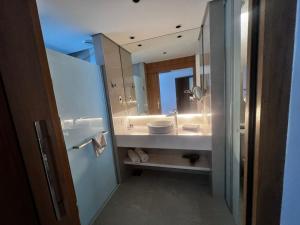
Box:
(46, 49), (117, 225)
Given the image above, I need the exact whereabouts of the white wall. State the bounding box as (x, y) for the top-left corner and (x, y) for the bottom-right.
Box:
(209, 0), (227, 198)
(280, 1), (300, 225)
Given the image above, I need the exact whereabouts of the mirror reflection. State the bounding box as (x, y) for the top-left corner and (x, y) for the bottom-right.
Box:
(99, 27), (212, 117)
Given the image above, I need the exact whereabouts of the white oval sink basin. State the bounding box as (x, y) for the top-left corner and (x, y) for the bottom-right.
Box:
(147, 120), (174, 134)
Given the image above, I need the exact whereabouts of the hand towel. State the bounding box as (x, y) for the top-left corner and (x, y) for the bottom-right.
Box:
(93, 132), (107, 157)
(134, 148), (149, 163)
(128, 149), (141, 163)
(182, 124), (200, 132)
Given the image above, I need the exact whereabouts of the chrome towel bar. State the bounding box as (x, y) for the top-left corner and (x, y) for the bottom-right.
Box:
(72, 131), (108, 150)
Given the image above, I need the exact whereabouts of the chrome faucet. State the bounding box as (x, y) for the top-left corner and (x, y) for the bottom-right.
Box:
(167, 109), (178, 133)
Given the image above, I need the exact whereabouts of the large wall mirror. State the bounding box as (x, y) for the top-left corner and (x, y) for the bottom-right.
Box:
(95, 13), (212, 121)
(118, 27), (211, 116)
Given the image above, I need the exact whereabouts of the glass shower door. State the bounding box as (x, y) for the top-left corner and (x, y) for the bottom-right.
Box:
(46, 49), (117, 225)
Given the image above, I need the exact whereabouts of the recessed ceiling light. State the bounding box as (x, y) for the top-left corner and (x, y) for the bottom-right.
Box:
(132, 0), (140, 3)
(177, 35), (182, 38)
(138, 44), (142, 47)
(130, 36), (135, 40)
(176, 25), (182, 29)
(163, 52), (167, 55)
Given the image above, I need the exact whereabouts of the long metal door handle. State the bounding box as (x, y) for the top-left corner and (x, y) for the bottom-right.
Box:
(34, 120), (66, 221)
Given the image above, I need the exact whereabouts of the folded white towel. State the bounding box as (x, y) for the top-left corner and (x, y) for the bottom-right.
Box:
(134, 148), (149, 163)
(182, 124), (200, 132)
(128, 149), (141, 163)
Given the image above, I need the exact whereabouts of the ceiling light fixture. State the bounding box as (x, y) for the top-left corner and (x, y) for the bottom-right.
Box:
(176, 25), (182, 29)
(177, 35), (182, 38)
(130, 36), (135, 40)
(138, 44), (142, 47)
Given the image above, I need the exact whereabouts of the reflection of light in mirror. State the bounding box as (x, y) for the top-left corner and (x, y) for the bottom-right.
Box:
(177, 113), (212, 118)
(241, 12), (249, 33)
(125, 113), (212, 120)
(60, 119), (74, 130)
(60, 117), (104, 149)
(60, 117), (104, 130)
(113, 113), (212, 136)
(241, 11), (248, 20)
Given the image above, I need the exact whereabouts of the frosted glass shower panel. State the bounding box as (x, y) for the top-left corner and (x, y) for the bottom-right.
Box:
(46, 49), (117, 225)
(46, 49), (106, 149)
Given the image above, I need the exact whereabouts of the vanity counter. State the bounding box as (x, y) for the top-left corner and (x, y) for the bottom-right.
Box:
(115, 126), (212, 150)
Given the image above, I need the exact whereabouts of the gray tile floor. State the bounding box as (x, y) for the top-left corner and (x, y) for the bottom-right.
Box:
(94, 170), (235, 225)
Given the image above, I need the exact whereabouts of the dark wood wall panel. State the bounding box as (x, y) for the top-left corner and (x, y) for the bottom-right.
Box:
(246, 0), (298, 224)
(145, 56), (196, 114)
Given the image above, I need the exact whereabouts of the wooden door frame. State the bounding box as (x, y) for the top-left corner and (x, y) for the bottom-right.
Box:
(0, 0), (80, 224)
(244, 0), (297, 224)
(175, 75), (194, 113)
(0, 0), (297, 224)
(145, 56), (196, 114)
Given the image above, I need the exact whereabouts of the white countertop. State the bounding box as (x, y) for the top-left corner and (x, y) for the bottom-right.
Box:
(115, 126), (212, 150)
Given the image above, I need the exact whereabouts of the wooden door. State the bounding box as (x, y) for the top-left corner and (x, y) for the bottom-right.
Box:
(175, 76), (193, 113)
(145, 56), (196, 114)
(145, 71), (161, 114)
(0, 1), (80, 225)
(243, 0), (297, 224)
(0, 76), (40, 225)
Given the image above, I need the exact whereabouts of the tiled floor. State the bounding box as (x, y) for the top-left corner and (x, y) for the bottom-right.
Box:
(94, 170), (236, 225)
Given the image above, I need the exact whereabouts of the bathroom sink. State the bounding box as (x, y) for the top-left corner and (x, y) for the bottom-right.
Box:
(147, 121), (174, 134)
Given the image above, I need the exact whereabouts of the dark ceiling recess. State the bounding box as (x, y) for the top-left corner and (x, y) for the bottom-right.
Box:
(132, 0), (140, 3)
(177, 35), (182, 38)
(163, 52), (167, 54)
(130, 36), (135, 39)
(176, 25), (182, 29)
(138, 44), (142, 47)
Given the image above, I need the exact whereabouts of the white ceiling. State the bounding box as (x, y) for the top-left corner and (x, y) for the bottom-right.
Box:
(123, 28), (201, 64)
(36, 0), (209, 60)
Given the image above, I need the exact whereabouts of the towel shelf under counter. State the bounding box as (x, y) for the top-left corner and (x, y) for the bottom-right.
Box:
(123, 152), (211, 173)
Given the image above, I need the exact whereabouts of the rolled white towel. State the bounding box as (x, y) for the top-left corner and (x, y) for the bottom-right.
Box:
(128, 149), (141, 163)
(134, 148), (149, 163)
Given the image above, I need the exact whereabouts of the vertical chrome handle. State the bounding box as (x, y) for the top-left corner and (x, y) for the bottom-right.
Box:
(34, 120), (65, 221)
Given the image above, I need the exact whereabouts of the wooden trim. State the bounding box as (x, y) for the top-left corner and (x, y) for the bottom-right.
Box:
(145, 56), (196, 114)
(145, 56), (196, 73)
(244, 0), (297, 224)
(0, 0), (80, 224)
(243, 0), (260, 223)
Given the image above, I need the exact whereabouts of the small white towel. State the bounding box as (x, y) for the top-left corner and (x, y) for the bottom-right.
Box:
(134, 148), (149, 163)
(93, 132), (107, 157)
(182, 124), (200, 132)
(128, 149), (141, 163)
